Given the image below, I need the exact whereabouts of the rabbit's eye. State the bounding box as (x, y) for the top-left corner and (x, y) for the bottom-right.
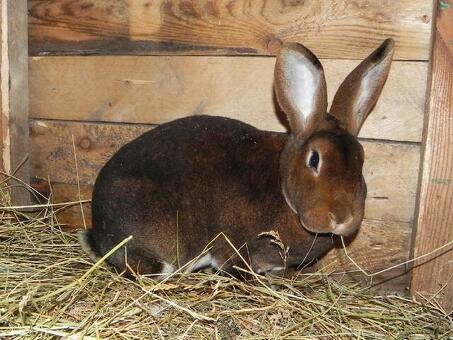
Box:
(308, 150), (319, 170)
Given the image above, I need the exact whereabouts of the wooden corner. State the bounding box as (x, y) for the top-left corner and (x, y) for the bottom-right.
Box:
(410, 0), (453, 312)
(1, 0), (30, 204)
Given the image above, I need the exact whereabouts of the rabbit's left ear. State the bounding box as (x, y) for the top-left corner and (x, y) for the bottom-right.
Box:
(330, 39), (395, 136)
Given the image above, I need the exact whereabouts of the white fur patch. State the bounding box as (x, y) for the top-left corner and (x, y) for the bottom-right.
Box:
(186, 252), (213, 273)
(286, 54), (321, 122)
(158, 262), (176, 280)
(211, 257), (221, 271)
(78, 230), (100, 262)
(356, 63), (383, 114)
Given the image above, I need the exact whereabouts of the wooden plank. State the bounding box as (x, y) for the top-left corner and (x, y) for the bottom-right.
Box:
(27, 0), (432, 60)
(29, 119), (151, 184)
(362, 141), (420, 224)
(0, 0), (29, 204)
(316, 218), (412, 294)
(410, 0), (453, 312)
(29, 119), (421, 223)
(30, 178), (92, 228)
(29, 57), (428, 143)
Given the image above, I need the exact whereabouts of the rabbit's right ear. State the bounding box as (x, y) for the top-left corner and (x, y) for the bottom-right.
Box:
(329, 39), (394, 136)
(274, 43), (327, 137)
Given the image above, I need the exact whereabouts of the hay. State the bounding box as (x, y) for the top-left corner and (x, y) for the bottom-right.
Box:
(1, 197), (452, 339)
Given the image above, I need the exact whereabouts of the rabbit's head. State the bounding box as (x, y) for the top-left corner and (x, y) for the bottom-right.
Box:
(275, 39), (394, 236)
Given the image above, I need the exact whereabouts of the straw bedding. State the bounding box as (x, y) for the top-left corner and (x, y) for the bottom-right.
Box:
(1, 197), (452, 339)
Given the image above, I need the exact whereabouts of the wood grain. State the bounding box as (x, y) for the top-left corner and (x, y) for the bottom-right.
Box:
(28, 0), (432, 60)
(30, 179), (92, 228)
(29, 56), (428, 143)
(29, 119), (151, 184)
(0, 0), (30, 204)
(316, 218), (412, 293)
(411, 0), (453, 312)
(29, 119), (420, 223)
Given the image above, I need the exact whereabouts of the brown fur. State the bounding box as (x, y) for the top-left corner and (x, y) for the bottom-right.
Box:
(81, 39), (394, 279)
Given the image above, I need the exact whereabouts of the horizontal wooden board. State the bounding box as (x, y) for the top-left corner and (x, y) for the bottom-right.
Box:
(29, 179), (411, 292)
(29, 57), (428, 143)
(30, 179), (93, 229)
(29, 119), (420, 223)
(316, 218), (412, 293)
(28, 0), (432, 60)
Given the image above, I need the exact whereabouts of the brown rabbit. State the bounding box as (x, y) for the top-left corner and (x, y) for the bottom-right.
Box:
(79, 39), (394, 280)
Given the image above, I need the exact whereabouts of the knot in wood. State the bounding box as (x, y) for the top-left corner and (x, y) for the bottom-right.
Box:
(79, 137), (92, 150)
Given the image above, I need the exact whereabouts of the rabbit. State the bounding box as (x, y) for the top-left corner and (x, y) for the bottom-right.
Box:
(79, 39), (394, 280)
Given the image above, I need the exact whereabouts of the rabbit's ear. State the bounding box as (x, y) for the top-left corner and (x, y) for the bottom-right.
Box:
(274, 43), (327, 137)
(330, 39), (394, 136)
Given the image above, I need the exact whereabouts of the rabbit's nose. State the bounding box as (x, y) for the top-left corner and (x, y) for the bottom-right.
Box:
(329, 213), (355, 236)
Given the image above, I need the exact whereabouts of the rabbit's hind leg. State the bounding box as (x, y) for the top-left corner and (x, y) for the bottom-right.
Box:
(103, 243), (176, 281)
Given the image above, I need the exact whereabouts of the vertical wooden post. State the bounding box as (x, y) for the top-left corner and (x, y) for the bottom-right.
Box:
(0, 0), (29, 204)
(411, 0), (453, 312)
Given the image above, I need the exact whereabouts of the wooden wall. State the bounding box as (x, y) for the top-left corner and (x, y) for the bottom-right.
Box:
(28, 0), (431, 59)
(27, 0), (433, 291)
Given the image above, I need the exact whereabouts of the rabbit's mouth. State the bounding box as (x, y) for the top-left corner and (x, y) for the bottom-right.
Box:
(329, 215), (361, 237)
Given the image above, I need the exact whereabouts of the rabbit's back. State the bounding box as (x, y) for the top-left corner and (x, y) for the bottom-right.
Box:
(95, 115), (286, 204)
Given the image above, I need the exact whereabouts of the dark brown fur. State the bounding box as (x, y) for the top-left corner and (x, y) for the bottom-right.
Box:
(81, 39), (394, 279)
